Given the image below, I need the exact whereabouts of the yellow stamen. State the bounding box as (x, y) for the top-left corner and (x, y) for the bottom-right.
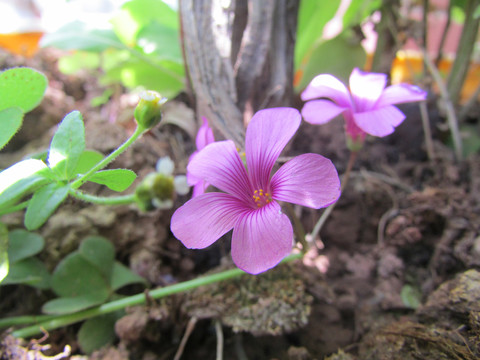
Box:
(252, 188), (272, 208)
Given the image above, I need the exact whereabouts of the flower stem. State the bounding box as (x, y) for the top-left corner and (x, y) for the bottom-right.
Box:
(68, 189), (136, 206)
(0, 315), (56, 328)
(70, 125), (146, 190)
(284, 202), (307, 252)
(309, 151), (357, 242)
(423, 50), (462, 161)
(9, 253), (302, 338)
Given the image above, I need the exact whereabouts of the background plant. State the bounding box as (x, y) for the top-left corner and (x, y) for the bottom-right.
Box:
(39, 0), (184, 102)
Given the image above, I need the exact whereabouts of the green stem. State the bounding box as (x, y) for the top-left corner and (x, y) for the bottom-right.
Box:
(68, 189), (136, 206)
(423, 50), (463, 160)
(10, 253), (302, 338)
(70, 125), (145, 190)
(446, 0), (480, 104)
(0, 315), (56, 329)
(284, 203), (307, 252)
(309, 151), (357, 242)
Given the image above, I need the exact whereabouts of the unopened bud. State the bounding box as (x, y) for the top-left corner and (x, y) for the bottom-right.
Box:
(346, 134), (364, 152)
(151, 173), (175, 201)
(134, 91), (167, 130)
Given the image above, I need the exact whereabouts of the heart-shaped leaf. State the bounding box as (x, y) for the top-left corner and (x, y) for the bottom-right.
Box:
(2, 257), (50, 289)
(111, 261), (146, 291)
(51, 252), (110, 298)
(8, 229), (44, 263)
(0, 67), (47, 113)
(79, 236), (115, 281)
(0, 107), (24, 150)
(78, 314), (118, 354)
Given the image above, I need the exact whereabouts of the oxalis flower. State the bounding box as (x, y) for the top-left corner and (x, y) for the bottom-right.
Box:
(171, 107), (341, 274)
(187, 117), (215, 197)
(301, 68), (427, 150)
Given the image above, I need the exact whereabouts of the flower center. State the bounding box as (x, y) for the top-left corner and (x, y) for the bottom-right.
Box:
(252, 189), (272, 208)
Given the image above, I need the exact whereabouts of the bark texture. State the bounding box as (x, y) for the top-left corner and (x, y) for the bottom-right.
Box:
(179, 0), (299, 147)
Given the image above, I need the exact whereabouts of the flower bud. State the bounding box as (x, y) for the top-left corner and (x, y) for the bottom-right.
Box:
(346, 134), (364, 152)
(134, 91), (167, 130)
(151, 173), (175, 201)
(134, 175), (155, 211)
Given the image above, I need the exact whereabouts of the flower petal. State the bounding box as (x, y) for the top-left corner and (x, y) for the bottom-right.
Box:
(196, 117), (215, 150)
(171, 192), (246, 249)
(271, 154), (341, 209)
(231, 201), (293, 274)
(301, 74), (352, 107)
(301, 99), (348, 125)
(188, 140), (252, 203)
(375, 83), (427, 107)
(245, 108), (301, 190)
(349, 68), (387, 112)
(191, 180), (208, 197)
(353, 105), (405, 137)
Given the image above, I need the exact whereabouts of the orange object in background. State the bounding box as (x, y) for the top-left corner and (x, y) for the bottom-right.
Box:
(391, 51), (480, 104)
(0, 0), (43, 58)
(0, 31), (43, 58)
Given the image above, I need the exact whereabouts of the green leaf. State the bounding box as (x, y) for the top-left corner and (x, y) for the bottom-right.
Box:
(0, 107), (24, 150)
(47, 110), (85, 180)
(0, 67), (48, 113)
(88, 169), (137, 192)
(101, 58), (184, 98)
(447, 123), (480, 157)
(58, 51), (101, 75)
(401, 284), (422, 309)
(40, 21), (124, 52)
(78, 314), (118, 354)
(2, 257), (50, 289)
(73, 150), (105, 175)
(296, 33), (366, 90)
(111, 261), (146, 291)
(136, 21), (182, 62)
(111, 0), (178, 45)
(295, 0), (340, 69)
(342, 0), (381, 28)
(474, 4), (480, 18)
(24, 183), (70, 230)
(0, 159), (51, 210)
(451, 0), (467, 23)
(8, 229), (44, 263)
(90, 89), (114, 107)
(42, 293), (108, 315)
(79, 236), (115, 281)
(51, 252), (111, 298)
(0, 223), (8, 283)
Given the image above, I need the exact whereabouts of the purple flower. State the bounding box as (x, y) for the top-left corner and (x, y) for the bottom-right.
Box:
(187, 117), (215, 197)
(171, 108), (341, 274)
(301, 68), (427, 147)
